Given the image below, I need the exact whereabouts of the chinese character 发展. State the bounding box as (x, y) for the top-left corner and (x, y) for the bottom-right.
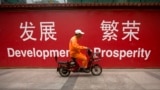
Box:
(20, 21), (36, 41)
(40, 22), (57, 41)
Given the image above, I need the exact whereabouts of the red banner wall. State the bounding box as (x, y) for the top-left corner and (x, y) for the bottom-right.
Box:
(0, 9), (160, 68)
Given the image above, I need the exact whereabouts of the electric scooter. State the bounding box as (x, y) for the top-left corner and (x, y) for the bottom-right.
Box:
(55, 49), (102, 77)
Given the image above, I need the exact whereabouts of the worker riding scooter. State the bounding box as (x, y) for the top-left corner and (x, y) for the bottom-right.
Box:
(55, 29), (102, 77)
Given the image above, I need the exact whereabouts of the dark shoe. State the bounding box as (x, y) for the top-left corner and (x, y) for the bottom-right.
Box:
(83, 68), (90, 73)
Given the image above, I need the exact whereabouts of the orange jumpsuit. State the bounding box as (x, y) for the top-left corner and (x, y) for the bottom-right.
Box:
(69, 36), (88, 68)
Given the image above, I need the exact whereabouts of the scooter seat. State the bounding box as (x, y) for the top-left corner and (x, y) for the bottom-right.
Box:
(58, 61), (68, 64)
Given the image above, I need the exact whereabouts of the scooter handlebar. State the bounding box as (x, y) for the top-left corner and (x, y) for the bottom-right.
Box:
(87, 48), (93, 56)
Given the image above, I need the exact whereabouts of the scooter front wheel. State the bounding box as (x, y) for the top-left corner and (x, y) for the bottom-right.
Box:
(91, 65), (102, 76)
(59, 67), (70, 77)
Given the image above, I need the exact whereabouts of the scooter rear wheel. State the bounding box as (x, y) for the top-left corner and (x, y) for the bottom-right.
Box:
(91, 65), (102, 76)
(59, 67), (70, 77)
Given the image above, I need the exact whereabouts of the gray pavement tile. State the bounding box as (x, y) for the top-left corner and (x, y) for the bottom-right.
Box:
(73, 83), (107, 90)
(103, 73), (145, 90)
(27, 82), (63, 89)
(0, 69), (160, 90)
(61, 74), (78, 90)
(145, 71), (160, 80)
(125, 72), (160, 90)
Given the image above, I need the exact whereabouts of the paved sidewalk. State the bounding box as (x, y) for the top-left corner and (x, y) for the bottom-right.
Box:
(0, 69), (160, 90)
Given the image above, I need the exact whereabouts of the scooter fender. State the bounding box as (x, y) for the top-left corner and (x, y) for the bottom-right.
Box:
(57, 62), (68, 72)
(91, 64), (100, 68)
